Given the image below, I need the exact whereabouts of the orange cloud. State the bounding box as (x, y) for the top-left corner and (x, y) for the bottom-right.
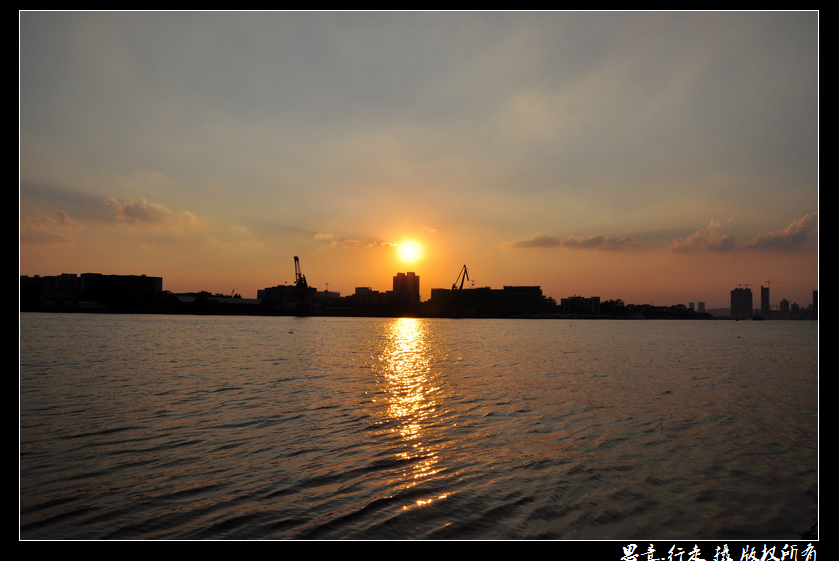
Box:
(669, 220), (737, 252)
(20, 211), (80, 244)
(747, 213), (817, 250)
(105, 196), (198, 227)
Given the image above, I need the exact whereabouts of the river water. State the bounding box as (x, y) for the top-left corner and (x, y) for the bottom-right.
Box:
(19, 314), (818, 539)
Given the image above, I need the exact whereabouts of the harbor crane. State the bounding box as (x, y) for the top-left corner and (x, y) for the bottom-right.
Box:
(292, 256), (313, 314)
(294, 256), (308, 289)
(452, 265), (470, 291)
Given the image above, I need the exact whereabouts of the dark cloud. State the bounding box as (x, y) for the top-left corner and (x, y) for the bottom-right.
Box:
(505, 233), (634, 250)
(706, 234), (737, 252)
(747, 212), (817, 250)
(51, 210), (79, 226)
(560, 235), (634, 250)
(21, 182), (112, 223)
(509, 233), (561, 248)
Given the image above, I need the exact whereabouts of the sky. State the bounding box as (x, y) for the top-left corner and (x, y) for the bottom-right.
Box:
(20, 12), (818, 309)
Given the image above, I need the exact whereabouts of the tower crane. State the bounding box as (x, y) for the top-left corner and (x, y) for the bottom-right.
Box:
(764, 280), (785, 310)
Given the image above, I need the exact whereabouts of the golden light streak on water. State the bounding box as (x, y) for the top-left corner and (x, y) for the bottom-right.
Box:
(377, 318), (441, 498)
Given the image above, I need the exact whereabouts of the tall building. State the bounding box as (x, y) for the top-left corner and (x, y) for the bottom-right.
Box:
(698, 302), (705, 313)
(731, 287), (753, 319)
(761, 286), (770, 318)
(393, 272), (420, 306)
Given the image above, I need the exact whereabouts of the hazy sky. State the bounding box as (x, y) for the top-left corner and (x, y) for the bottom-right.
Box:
(20, 12), (818, 308)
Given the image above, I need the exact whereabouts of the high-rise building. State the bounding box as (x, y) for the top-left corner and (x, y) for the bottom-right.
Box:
(761, 286), (770, 317)
(698, 302), (705, 313)
(393, 272), (420, 306)
(731, 287), (753, 319)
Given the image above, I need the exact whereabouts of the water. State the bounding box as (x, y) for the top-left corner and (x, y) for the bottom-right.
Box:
(19, 314), (818, 539)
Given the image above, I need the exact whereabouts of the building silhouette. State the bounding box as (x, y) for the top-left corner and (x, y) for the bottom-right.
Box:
(560, 295), (601, 315)
(761, 286), (770, 318)
(393, 272), (420, 306)
(426, 285), (550, 317)
(20, 273), (163, 312)
(730, 287), (753, 319)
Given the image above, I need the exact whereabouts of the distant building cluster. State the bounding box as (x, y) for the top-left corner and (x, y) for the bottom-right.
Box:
(19, 265), (817, 321)
(20, 273), (163, 312)
(259, 271), (421, 316)
(729, 286), (817, 320)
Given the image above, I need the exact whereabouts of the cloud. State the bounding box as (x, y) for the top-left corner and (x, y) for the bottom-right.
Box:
(104, 196), (198, 227)
(49, 210), (80, 227)
(318, 235), (398, 249)
(20, 227), (73, 244)
(29, 210), (81, 227)
(747, 212), (817, 250)
(561, 235), (634, 250)
(669, 220), (737, 252)
(503, 233), (634, 250)
(20, 213), (77, 244)
(19, 211), (82, 244)
(509, 233), (561, 249)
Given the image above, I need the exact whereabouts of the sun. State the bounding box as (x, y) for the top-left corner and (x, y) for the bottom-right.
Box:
(398, 241), (422, 263)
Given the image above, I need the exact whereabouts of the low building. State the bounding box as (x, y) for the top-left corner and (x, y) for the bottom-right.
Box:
(560, 295), (601, 315)
(259, 283), (316, 311)
(426, 285), (551, 317)
(20, 273), (163, 311)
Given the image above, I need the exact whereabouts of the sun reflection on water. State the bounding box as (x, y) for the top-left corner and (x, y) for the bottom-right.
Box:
(375, 318), (446, 506)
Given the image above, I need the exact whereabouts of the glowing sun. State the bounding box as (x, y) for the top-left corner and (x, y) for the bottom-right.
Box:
(398, 241), (422, 263)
